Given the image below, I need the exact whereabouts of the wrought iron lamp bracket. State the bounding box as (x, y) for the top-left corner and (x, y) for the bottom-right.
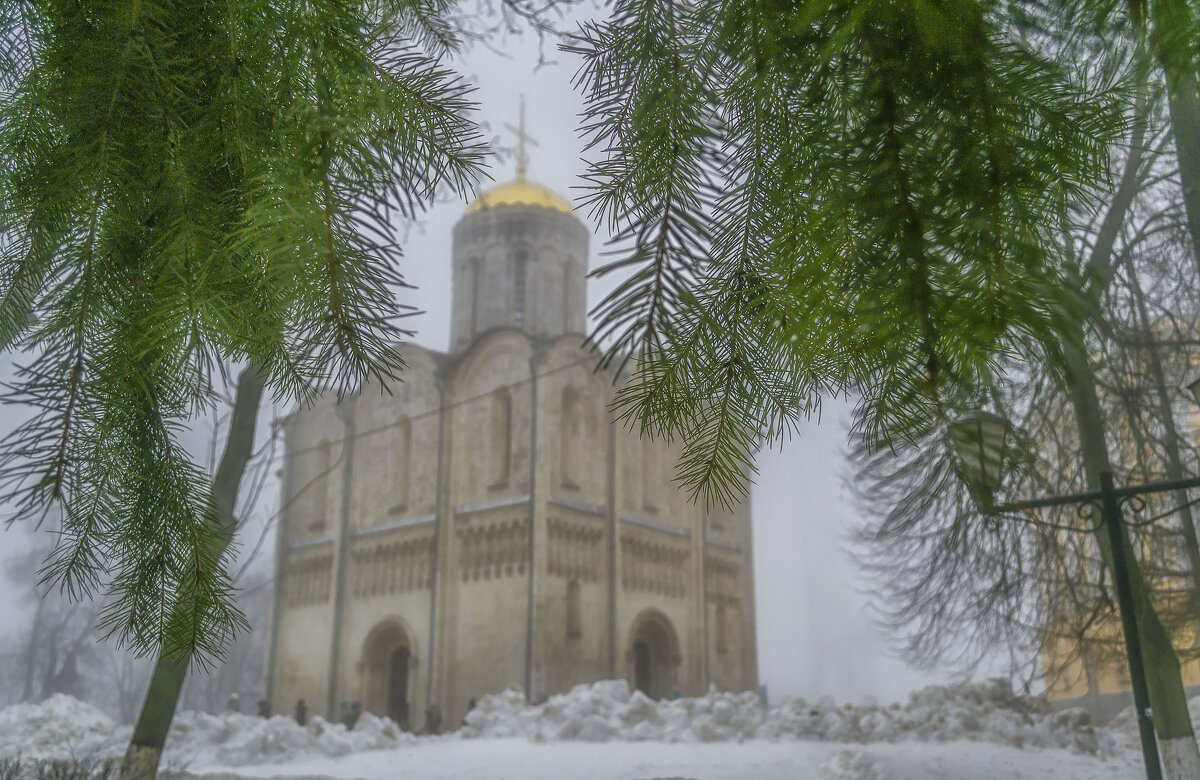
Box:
(1074, 501), (1104, 532)
(1117, 495), (1157, 527)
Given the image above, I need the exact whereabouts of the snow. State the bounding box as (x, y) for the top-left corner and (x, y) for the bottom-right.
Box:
(0, 683), (1144, 780)
(818, 750), (886, 780)
(183, 739), (1142, 780)
(1108, 695), (1200, 750)
(161, 711), (418, 767)
(461, 680), (1114, 754)
(0, 698), (417, 769)
(0, 694), (122, 762)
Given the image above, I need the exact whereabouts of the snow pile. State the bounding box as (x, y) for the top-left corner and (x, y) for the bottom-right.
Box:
(0, 682), (1116, 767)
(0, 698), (415, 768)
(461, 680), (1114, 754)
(461, 680), (763, 743)
(162, 711), (417, 766)
(0, 694), (122, 762)
(818, 750), (886, 780)
(762, 683), (1112, 754)
(1107, 695), (1200, 750)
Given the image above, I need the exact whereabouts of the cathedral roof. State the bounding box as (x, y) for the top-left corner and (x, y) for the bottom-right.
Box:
(464, 173), (574, 216)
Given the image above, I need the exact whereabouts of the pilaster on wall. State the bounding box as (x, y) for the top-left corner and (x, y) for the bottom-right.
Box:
(526, 351), (544, 701)
(430, 376), (455, 718)
(697, 506), (709, 693)
(606, 419), (620, 680)
(263, 431), (294, 708)
(326, 401), (358, 719)
(740, 495), (759, 689)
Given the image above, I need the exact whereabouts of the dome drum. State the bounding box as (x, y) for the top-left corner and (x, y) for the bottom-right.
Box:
(450, 176), (589, 352)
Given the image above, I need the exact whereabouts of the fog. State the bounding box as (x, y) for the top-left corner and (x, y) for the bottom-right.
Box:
(0, 8), (958, 709)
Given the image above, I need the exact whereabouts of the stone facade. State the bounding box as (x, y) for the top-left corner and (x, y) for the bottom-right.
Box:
(264, 174), (759, 731)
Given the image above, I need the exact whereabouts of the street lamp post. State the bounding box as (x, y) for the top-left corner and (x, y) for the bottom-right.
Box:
(949, 412), (1200, 780)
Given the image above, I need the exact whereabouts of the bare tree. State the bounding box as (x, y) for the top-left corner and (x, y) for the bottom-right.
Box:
(0, 530), (99, 706)
(854, 64), (1200, 739)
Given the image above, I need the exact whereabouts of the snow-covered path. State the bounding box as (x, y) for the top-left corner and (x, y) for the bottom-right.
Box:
(184, 739), (1142, 780)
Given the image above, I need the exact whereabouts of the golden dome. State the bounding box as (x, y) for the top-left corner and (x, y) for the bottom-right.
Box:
(464, 174), (574, 215)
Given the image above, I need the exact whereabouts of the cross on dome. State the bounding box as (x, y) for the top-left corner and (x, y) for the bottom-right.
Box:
(503, 94), (538, 179)
(461, 96), (573, 215)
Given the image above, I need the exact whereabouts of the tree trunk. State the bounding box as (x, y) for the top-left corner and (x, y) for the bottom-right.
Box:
(1056, 64), (1200, 777)
(119, 364), (266, 780)
(1127, 265), (1200, 633)
(1061, 326), (1200, 778)
(1151, 0), (1200, 275)
(21, 595), (45, 701)
(1083, 645), (1101, 714)
(40, 622), (61, 700)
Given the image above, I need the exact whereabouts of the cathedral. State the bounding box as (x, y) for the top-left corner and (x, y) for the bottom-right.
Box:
(263, 144), (759, 731)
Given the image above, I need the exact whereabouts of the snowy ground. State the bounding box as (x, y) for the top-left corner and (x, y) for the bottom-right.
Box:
(181, 738), (1143, 780)
(0, 681), (1155, 780)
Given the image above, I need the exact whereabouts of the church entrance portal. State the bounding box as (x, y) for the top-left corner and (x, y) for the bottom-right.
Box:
(633, 639), (651, 695)
(387, 647), (410, 727)
(362, 619), (415, 730)
(628, 610), (680, 699)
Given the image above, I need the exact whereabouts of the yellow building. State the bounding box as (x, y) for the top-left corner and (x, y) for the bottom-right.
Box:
(1044, 616), (1200, 721)
(1040, 348), (1200, 720)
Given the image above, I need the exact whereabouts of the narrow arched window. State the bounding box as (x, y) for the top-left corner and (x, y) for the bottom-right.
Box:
(311, 439), (331, 533)
(562, 257), (574, 332)
(641, 438), (658, 512)
(468, 257), (482, 335)
(567, 579), (582, 638)
(392, 419), (411, 513)
(513, 249), (529, 328)
(561, 386), (580, 488)
(716, 604), (728, 655)
(490, 387), (512, 484)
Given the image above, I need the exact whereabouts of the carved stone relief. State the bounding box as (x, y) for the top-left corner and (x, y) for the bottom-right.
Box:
(457, 517), (528, 581)
(283, 547), (334, 607)
(548, 515), (603, 581)
(620, 532), (689, 598)
(349, 533), (434, 598)
(705, 553), (741, 608)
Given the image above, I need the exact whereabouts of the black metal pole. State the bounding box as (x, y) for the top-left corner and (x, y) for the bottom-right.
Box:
(1100, 471), (1163, 780)
(993, 474), (1200, 513)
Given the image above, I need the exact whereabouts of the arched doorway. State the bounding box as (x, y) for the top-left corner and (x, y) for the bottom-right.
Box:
(387, 646), (410, 726)
(633, 639), (652, 694)
(628, 610), (681, 699)
(361, 619), (416, 730)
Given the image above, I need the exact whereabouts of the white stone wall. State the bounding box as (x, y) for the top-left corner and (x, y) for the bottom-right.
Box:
(268, 203), (756, 734)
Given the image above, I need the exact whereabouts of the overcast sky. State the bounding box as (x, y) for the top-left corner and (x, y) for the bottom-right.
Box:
(0, 6), (966, 708)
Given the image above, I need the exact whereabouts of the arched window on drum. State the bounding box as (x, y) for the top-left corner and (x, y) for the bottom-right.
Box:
(562, 256), (577, 332)
(512, 248), (529, 328)
(467, 256), (482, 335)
